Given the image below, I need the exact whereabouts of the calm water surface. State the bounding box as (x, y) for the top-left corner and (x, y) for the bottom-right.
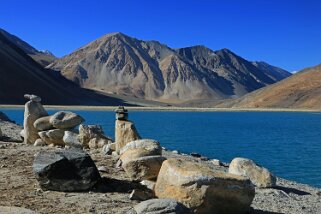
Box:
(2, 109), (321, 188)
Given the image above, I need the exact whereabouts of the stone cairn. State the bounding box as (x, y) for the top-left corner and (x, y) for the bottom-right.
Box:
(24, 96), (277, 214)
(22, 94), (113, 148)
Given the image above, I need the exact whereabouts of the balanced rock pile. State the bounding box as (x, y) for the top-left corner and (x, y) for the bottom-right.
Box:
(22, 94), (113, 149)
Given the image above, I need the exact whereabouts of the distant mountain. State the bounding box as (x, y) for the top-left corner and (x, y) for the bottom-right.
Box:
(0, 28), (56, 66)
(0, 30), (148, 106)
(48, 32), (291, 103)
(217, 64), (321, 109)
(251, 61), (291, 81)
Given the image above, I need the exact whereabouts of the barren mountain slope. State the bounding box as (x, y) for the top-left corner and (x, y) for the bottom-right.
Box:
(49, 33), (291, 103)
(0, 28), (56, 66)
(219, 64), (321, 109)
(0, 32), (144, 106)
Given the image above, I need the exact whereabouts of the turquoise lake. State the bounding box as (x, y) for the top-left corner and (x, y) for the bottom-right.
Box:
(2, 109), (321, 188)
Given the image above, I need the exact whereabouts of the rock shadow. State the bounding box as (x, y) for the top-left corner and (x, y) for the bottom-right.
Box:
(252, 209), (284, 214)
(93, 177), (148, 193)
(273, 185), (311, 196)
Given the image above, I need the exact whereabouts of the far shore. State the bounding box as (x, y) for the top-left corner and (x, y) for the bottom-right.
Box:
(1, 105), (321, 112)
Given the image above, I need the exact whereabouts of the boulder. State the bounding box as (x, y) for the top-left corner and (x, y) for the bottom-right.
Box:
(115, 120), (141, 152)
(63, 131), (83, 149)
(122, 155), (166, 181)
(50, 111), (84, 129)
(120, 139), (161, 156)
(33, 148), (101, 191)
(102, 143), (116, 155)
(88, 138), (112, 149)
(38, 129), (65, 146)
(229, 157), (276, 188)
(33, 116), (53, 131)
(23, 100), (48, 144)
(155, 158), (255, 214)
(134, 198), (193, 214)
(120, 148), (158, 164)
(34, 138), (46, 147)
(78, 124), (112, 148)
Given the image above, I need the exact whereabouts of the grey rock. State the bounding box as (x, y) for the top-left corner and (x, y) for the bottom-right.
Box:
(98, 166), (108, 172)
(23, 100), (48, 144)
(24, 94), (41, 102)
(50, 111), (84, 129)
(129, 189), (154, 201)
(63, 131), (83, 148)
(210, 159), (223, 166)
(140, 180), (156, 191)
(120, 139), (161, 156)
(33, 148), (101, 191)
(33, 116), (53, 131)
(229, 157), (276, 188)
(0, 126), (2, 137)
(134, 198), (193, 214)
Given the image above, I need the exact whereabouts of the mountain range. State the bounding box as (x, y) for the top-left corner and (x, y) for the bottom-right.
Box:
(0, 29), (153, 105)
(48, 32), (291, 103)
(3, 28), (319, 109)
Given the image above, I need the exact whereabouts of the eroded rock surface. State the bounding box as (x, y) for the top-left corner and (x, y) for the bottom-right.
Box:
(155, 158), (255, 214)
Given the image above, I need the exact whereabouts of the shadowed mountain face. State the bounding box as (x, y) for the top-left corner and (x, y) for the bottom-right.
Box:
(48, 33), (291, 103)
(0, 28), (56, 67)
(218, 64), (321, 109)
(0, 31), (145, 106)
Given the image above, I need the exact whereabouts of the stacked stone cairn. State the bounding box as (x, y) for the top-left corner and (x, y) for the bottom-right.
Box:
(22, 94), (113, 149)
(24, 96), (277, 213)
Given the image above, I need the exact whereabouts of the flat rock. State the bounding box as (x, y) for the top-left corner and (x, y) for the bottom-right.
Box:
(24, 94), (41, 102)
(155, 158), (255, 214)
(120, 139), (161, 155)
(229, 157), (276, 188)
(33, 116), (53, 131)
(115, 120), (141, 152)
(50, 111), (84, 129)
(0, 206), (37, 214)
(33, 148), (101, 191)
(134, 198), (193, 214)
(39, 129), (65, 146)
(122, 155), (166, 181)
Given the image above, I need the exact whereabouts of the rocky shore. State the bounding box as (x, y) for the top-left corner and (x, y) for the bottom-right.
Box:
(0, 97), (320, 214)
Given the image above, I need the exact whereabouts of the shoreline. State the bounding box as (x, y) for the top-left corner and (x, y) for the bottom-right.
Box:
(1, 105), (321, 112)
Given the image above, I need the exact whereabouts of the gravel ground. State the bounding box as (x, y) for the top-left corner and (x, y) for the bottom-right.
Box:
(0, 118), (320, 214)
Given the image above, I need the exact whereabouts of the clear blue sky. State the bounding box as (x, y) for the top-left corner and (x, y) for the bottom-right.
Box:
(1, 0), (320, 71)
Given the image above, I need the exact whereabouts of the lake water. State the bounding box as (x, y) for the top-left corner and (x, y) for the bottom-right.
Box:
(2, 109), (321, 188)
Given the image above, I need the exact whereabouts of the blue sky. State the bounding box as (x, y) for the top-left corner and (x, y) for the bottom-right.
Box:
(1, 0), (320, 71)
